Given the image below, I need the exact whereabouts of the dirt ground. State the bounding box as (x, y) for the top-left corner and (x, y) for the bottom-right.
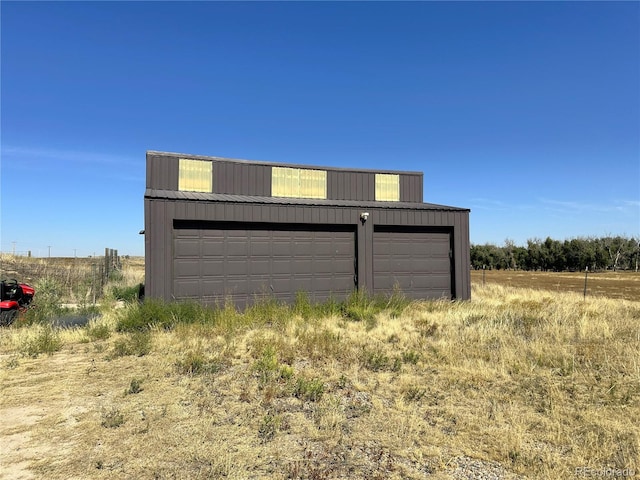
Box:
(470, 269), (640, 301)
(0, 352), (92, 480)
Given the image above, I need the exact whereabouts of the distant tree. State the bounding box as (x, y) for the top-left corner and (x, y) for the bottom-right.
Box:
(603, 236), (625, 271)
(513, 246), (528, 270)
(470, 235), (637, 272)
(526, 239), (543, 271)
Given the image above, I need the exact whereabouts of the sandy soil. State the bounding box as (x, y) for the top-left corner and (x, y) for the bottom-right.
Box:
(0, 353), (87, 480)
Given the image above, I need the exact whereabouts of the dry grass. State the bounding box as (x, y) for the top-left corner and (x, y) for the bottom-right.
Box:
(0, 254), (144, 303)
(1, 283), (639, 479)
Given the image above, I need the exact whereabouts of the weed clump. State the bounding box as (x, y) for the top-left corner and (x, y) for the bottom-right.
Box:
(176, 351), (223, 375)
(112, 331), (152, 357)
(101, 407), (125, 428)
(21, 326), (63, 357)
(126, 378), (143, 395)
(87, 322), (111, 341)
(293, 377), (325, 402)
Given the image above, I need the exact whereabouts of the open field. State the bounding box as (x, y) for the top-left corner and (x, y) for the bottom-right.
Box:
(471, 269), (640, 302)
(1, 284), (639, 479)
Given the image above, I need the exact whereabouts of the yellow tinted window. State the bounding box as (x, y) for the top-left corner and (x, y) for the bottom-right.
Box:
(179, 159), (212, 193)
(375, 173), (400, 201)
(272, 167), (326, 199)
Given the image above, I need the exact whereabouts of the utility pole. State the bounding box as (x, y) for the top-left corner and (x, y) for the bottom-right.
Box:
(48, 246), (52, 258)
(12, 242), (16, 256)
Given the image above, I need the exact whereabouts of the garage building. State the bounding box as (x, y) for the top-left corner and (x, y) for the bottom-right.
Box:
(144, 151), (470, 307)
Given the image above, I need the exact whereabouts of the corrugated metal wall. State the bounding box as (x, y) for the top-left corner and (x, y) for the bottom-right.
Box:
(145, 197), (471, 303)
(146, 152), (424, 203)
(145, 151), (471, 304)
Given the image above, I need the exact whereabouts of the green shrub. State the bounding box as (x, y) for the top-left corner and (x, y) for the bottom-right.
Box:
(87, 322), (111, 341)
(293, 377), (325, 402)
(126, 378), (143, 395)
(293, 291), (313, 320)
(342, 289), (410, 327)
(244, 297), (291, 330)
(112, 331), (152, 357)
(22, 277), (64, 325)
(21, 326), (63, 357)
(176, 351), (222, 375)
(401, 350), (421, 365)
(253, 345), (280, 385)
(360, 348), (405, 372)
(110, 284), (141, 302)
(101, 407), (125, 428)
(279, 364), (294, 381)
(258, 413), (282, 442)
(343, 290), (377, 325)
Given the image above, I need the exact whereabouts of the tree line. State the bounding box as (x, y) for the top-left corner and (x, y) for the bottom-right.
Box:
(471, 236), (640, 272)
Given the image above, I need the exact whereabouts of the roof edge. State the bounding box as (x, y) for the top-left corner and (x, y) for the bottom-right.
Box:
(146, 150), (424, 176)
(145, 188), (470, 212)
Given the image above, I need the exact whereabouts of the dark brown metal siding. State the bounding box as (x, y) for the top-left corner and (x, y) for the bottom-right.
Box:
(172, 222), (356, 307)
(373, 227), (452, 299)
(212, 162), (271, 196)
(144, 196), (471, 304)
(147, 152), (424, 203)
(327, 171), (375, 201)
(146, 153), (178, 190)
(400, 173), (423, 203)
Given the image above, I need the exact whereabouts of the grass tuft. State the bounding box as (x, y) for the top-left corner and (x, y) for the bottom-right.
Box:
(111, 331), (152, 357)
(20, 326), (63, 357)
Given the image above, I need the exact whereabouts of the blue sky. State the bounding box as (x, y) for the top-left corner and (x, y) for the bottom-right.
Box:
(1, 1), (638, 257)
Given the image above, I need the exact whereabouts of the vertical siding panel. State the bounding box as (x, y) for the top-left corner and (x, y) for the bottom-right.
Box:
(340, 173), (346, 201)
(400, 175), (408, 202)
(164, 201), (174, 300)
(223, 203), (232, 222)
(251, 165), (259, 196)
(214, 203), (224, 221)
(459, 211), (471, 299)
(241, 164), (250, 195)
(146, 154), (153, 189)
(152, 155), (174, 191)
(219, 161), (229, 194)
(368, 173), (375, 201)
(232, 164), (241, 194)
(343, 173), (349, 200)
(319, 207), (328, 224)
(265, 165), (273, 196)
(327, 171), (336, 200)
(225, 163), (235, 194)
(211, 161), (219, 193)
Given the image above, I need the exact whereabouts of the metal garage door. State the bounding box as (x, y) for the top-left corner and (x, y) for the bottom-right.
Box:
(173, 221), (356, 307)
(373, 227), (452, 299)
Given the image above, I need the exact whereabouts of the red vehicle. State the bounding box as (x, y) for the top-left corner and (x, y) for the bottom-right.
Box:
(0, 279), (35, 326)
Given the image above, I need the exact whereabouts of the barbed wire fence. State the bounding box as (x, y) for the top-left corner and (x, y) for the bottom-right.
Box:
(0, 248), (122, 304)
